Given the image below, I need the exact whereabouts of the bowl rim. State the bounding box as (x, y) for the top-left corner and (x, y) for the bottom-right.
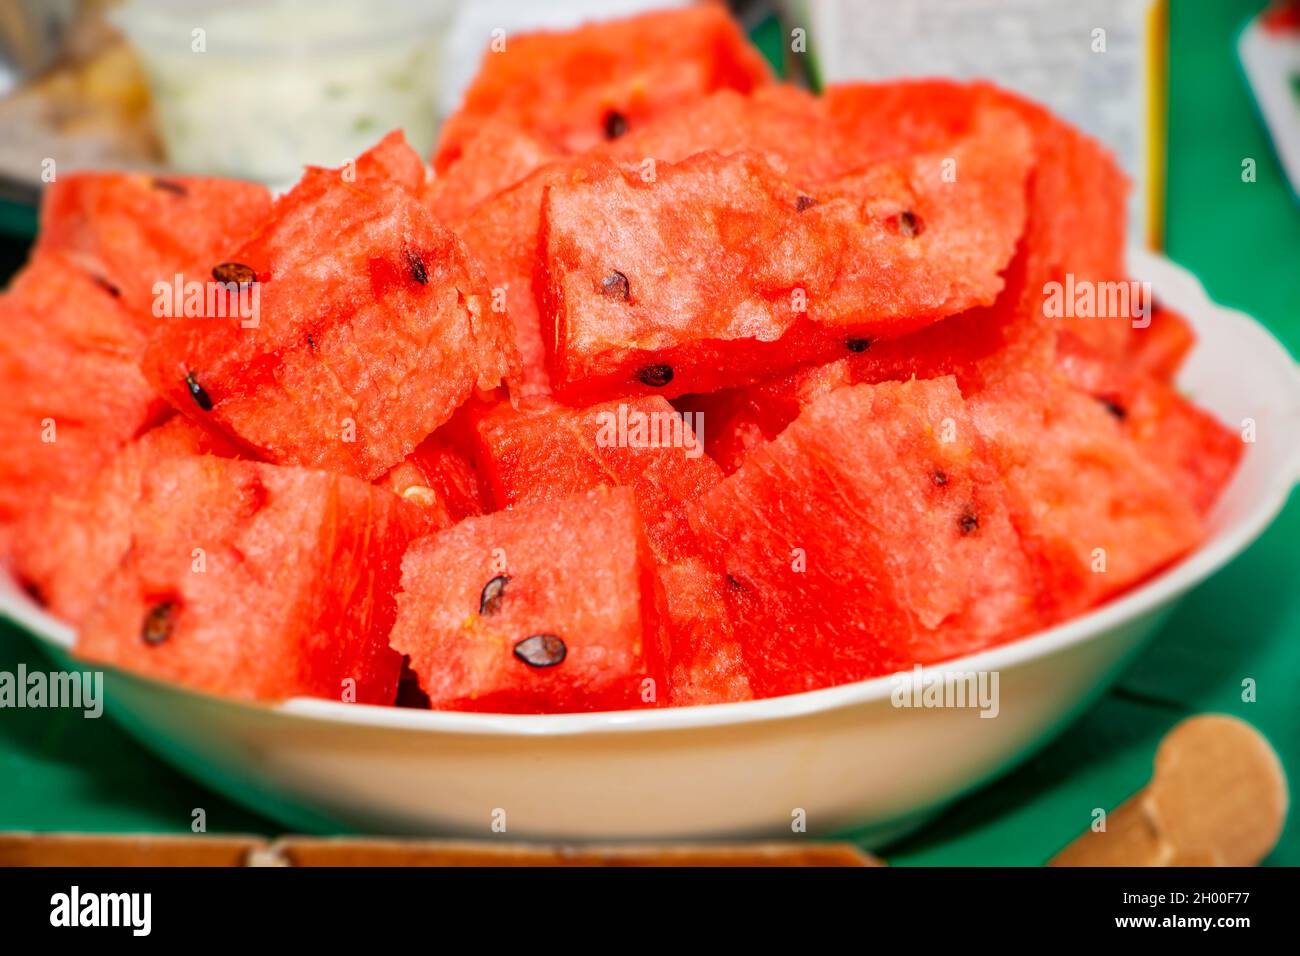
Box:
(4, 251), (1298, 738)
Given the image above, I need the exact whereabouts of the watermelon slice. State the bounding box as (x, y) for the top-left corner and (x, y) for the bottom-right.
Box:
(433, 6), (771, 172)
(1054, 333), (1242, 515)
(692, 378), (1039, 698)
(969, 371), (1203, 620)
(12, 416), (239, 623)
(470, 396), (722, 562)
(0, 253), (167, 540)
(377, 424), (489, 531)
(1126, 301), (1196, 381)
(390, 485), (666, 713)
(538, 104), (1032, 401)
(74, 455), (420, 703)
(143, 134), (519, 480)
(660, 556), (752, 706)
(35, 171), (271, 319)
(426, 119), (565, 223)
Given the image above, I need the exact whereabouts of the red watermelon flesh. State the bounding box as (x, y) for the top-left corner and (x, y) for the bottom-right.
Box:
(35, 171), (271, 319)
(660, 556), (752, 706)
(390, 485), (666, 713)
(1054, 333), (1242, 515)
(12, 416), (239, 623)
(539, 106), (1032, 401)
(605, 85), (851, 182)
(1126, 301), (1196, 381)
(826, 79), (1131, 358)
(449, 164), (566, 397)
(377, 425), (489, 531)
(75, 455), (420, 703)
(433, 6), (772, 172)
(691, 377), (1039, 698)
(445, 86), (845, 399)
(0, 253), (167, 537)
(143, 135), (519, 480)
(426, 119), (564, 223)
(969, 371), (1203, 620)
(471, 396), (723, 563)
(348, 129), (429, 195)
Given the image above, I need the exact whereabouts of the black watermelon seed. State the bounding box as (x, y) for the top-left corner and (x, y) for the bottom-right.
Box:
(185, 371), (213, 411)
(601, 270), (630, 301)
(406, 249), (429, 285)
(932, 469), (948, 487)
(479, 574), (510, 616)
(514, 633), (567, 668)
(212, 262), (257, 286)
(142, 601), (177, 646)
(637, 364), (674, 388)
(306, 332), (316, 351)
(795, 194), (818, 212)
(603, 110), (629, 140)
(958, 509), (979, 535)
(726, 573), (747, 591)
(895, 210), (923, 237)
(846, 337), (873, 353)
(93, 275), (121, 298)
(151, 178), (188, 196)
(1098, 396), (1127, 420)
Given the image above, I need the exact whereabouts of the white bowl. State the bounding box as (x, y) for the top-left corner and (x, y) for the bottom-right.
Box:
(4, 251), (1299, 845)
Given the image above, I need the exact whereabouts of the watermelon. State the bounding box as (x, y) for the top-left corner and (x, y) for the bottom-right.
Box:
(449, 163), (567, 397)
(35, 170), (271, 319)
(433, 6), (772, 172)
(538, 105), (1032, 401)
(0, 253), (167, 540)
(968, 371), (1203, 619)
(390, 485), (666, 713)
(692, 378), (1039, 698)
(660, 557), (752, 706)
(142, 134), (519, 480)
(1054, 333), (1242, 515)
(426, 119), (565, 223)
(445, 86), (845, 399)
(1127, 301), (1196, 381)
(12, 416), (239, 623)
(75, 455), (421, 703)
(470, 396), (722, 562)
(377, 423), (489, 531)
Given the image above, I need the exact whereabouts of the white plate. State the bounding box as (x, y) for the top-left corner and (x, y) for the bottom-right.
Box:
(4, 250), (1299, 844)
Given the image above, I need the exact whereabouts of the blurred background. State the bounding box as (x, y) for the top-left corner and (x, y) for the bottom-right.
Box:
(0, 0), (1296, 864)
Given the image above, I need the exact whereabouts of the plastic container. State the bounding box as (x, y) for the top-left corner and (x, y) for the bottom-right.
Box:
(112, 0), (453, 187)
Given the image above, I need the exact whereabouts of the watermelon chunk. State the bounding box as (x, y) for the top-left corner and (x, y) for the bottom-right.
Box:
(538, 105), (1032, 401)
(12, 417), (239, 623)
(445, 87), (843, 398)
(143, 134), (519, 479)
(1126, 301), (1196, 381)
(390, 485), (666, 713)
(377, 424), (489, 531)
(75, 455), (420, 703)
(426, 119), (564, 222)
(471, 396), (722, 562)
(35, 171), (271, 318)
(692, 378), (1039, 698)
(660, 557), (752, 706)
(0, 253), (167, 538)
(1054, 333), (1242, 515)
(433, 6), (771, 171)
(969, 371), (1203, 619)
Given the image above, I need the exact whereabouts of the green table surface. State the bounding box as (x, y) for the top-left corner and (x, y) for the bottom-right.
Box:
(1, 0), (1297, 864)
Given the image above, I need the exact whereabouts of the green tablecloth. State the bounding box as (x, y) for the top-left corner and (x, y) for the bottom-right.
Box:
(1, 0), (1297, 863)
